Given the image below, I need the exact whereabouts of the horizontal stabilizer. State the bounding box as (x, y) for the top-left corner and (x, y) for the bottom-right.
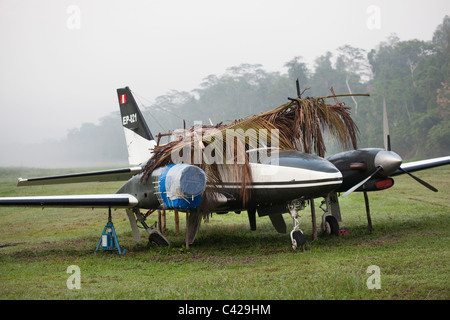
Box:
(17, 167), (142, 187)
(0, 194), (138, 208)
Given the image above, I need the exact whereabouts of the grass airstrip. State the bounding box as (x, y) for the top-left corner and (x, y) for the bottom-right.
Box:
(0, 166), (449, 300)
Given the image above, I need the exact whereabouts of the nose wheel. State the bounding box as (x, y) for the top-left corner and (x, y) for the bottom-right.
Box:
(147, 222), (170, 246)
(290, 229), (306, 250)
(131, 209), (170, 247)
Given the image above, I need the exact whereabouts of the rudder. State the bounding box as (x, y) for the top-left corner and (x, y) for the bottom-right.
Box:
(117, 87), (156, 166)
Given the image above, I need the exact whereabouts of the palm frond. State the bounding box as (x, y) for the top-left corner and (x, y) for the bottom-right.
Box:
(141, 92), (363, 213)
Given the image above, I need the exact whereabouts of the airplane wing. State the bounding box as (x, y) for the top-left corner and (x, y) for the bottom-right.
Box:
(0, 194), (138, 208)
(17, 166), (142, 186)
(391, 156), (450, 176)
(1, 167), (141, 209)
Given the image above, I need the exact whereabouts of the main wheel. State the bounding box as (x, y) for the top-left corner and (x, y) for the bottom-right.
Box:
(324, 216), (339, 236)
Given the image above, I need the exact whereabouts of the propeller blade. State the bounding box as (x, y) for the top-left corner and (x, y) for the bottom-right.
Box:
(399, 167), (438, 192)
(383, 97), (391, 151)
(341, 166), (383, 198)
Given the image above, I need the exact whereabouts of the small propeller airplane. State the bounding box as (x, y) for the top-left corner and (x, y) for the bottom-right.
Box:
(0, 87), (449, 251)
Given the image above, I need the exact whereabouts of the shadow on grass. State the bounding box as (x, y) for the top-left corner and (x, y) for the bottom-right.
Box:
(2, 209), (447, 261)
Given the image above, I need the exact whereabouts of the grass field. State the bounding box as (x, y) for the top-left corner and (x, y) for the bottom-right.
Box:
(0, 166), (449, 300)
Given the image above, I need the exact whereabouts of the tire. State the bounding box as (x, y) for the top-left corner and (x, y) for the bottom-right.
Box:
(149, 232), (169, 246)
(324, 216), (339, 236)
(291, 230), (306, 249)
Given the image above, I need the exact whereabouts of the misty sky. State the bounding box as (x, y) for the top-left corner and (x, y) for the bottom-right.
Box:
(0, 0), (449, 146)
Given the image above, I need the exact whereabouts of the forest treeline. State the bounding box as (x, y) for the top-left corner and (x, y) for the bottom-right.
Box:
(15, 16), (450, 166)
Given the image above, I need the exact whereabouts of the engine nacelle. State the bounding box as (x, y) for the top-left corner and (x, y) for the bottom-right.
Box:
(327, 148), (401, 192)
(356, 177), (394, 192)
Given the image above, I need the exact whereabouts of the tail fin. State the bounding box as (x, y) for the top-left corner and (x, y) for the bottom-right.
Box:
(117, 87), (156, 166)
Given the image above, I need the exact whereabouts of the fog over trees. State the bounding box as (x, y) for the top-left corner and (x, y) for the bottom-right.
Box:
(4, 16), (449, 168)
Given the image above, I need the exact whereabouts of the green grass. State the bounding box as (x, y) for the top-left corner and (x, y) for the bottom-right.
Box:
(0, 166), (449, 300)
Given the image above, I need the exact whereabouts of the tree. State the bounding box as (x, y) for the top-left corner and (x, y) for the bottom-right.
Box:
(432, 15), (450, 55)
(310, 51), (342, 96)
(397, 40), (434, 87)
(336, 45), (371, 115)
(284, 56), (310, 89)
(428, 81), (450, 155)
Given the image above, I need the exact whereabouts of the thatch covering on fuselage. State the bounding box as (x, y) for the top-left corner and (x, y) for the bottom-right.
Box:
(142, 95), (360, 213)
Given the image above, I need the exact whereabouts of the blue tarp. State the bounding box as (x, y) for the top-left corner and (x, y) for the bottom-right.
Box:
(157, 164), (206, 210)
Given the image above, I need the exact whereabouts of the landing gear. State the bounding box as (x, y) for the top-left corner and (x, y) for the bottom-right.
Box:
(127, 209), (170, 247)
(148, 225), (170, 246)
(147, 227), (169, 247)
(290, 229), (306, 250)
(288, 199), (306, 250)
(323, 215), (339, 236)
(319, 194), (341, 236)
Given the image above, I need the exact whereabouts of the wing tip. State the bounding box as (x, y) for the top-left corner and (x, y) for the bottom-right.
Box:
(17, 178), (27, 187)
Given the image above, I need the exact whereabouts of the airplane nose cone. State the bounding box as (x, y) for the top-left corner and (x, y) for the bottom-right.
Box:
(374, 150), (402, 176)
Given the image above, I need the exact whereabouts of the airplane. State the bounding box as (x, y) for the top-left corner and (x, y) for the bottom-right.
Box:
(0, 87), (449, 251)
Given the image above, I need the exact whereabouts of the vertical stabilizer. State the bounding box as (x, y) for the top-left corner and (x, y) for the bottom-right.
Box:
(117, 87), (156, 166)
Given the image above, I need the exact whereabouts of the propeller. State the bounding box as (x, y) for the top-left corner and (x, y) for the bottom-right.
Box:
(341, 166), (383, 198)
(341, 98), (398, 198)
(383, 97), (391, 152)
(398, 167), (438, 192)
(341, 97), (437, 198)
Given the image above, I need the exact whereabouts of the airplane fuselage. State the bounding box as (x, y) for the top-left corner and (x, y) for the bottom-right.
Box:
(215, 151), (343, 211)
(117, 150), (343, 213)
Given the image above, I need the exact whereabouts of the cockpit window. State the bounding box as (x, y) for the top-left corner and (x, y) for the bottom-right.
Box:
(259, 150), (339, 173)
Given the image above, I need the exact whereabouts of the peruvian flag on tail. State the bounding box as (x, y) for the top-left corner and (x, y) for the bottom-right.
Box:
(120, 94), (126, 104)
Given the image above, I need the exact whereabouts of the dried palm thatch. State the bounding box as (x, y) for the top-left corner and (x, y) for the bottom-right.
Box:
(141, 93), (364, 211)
